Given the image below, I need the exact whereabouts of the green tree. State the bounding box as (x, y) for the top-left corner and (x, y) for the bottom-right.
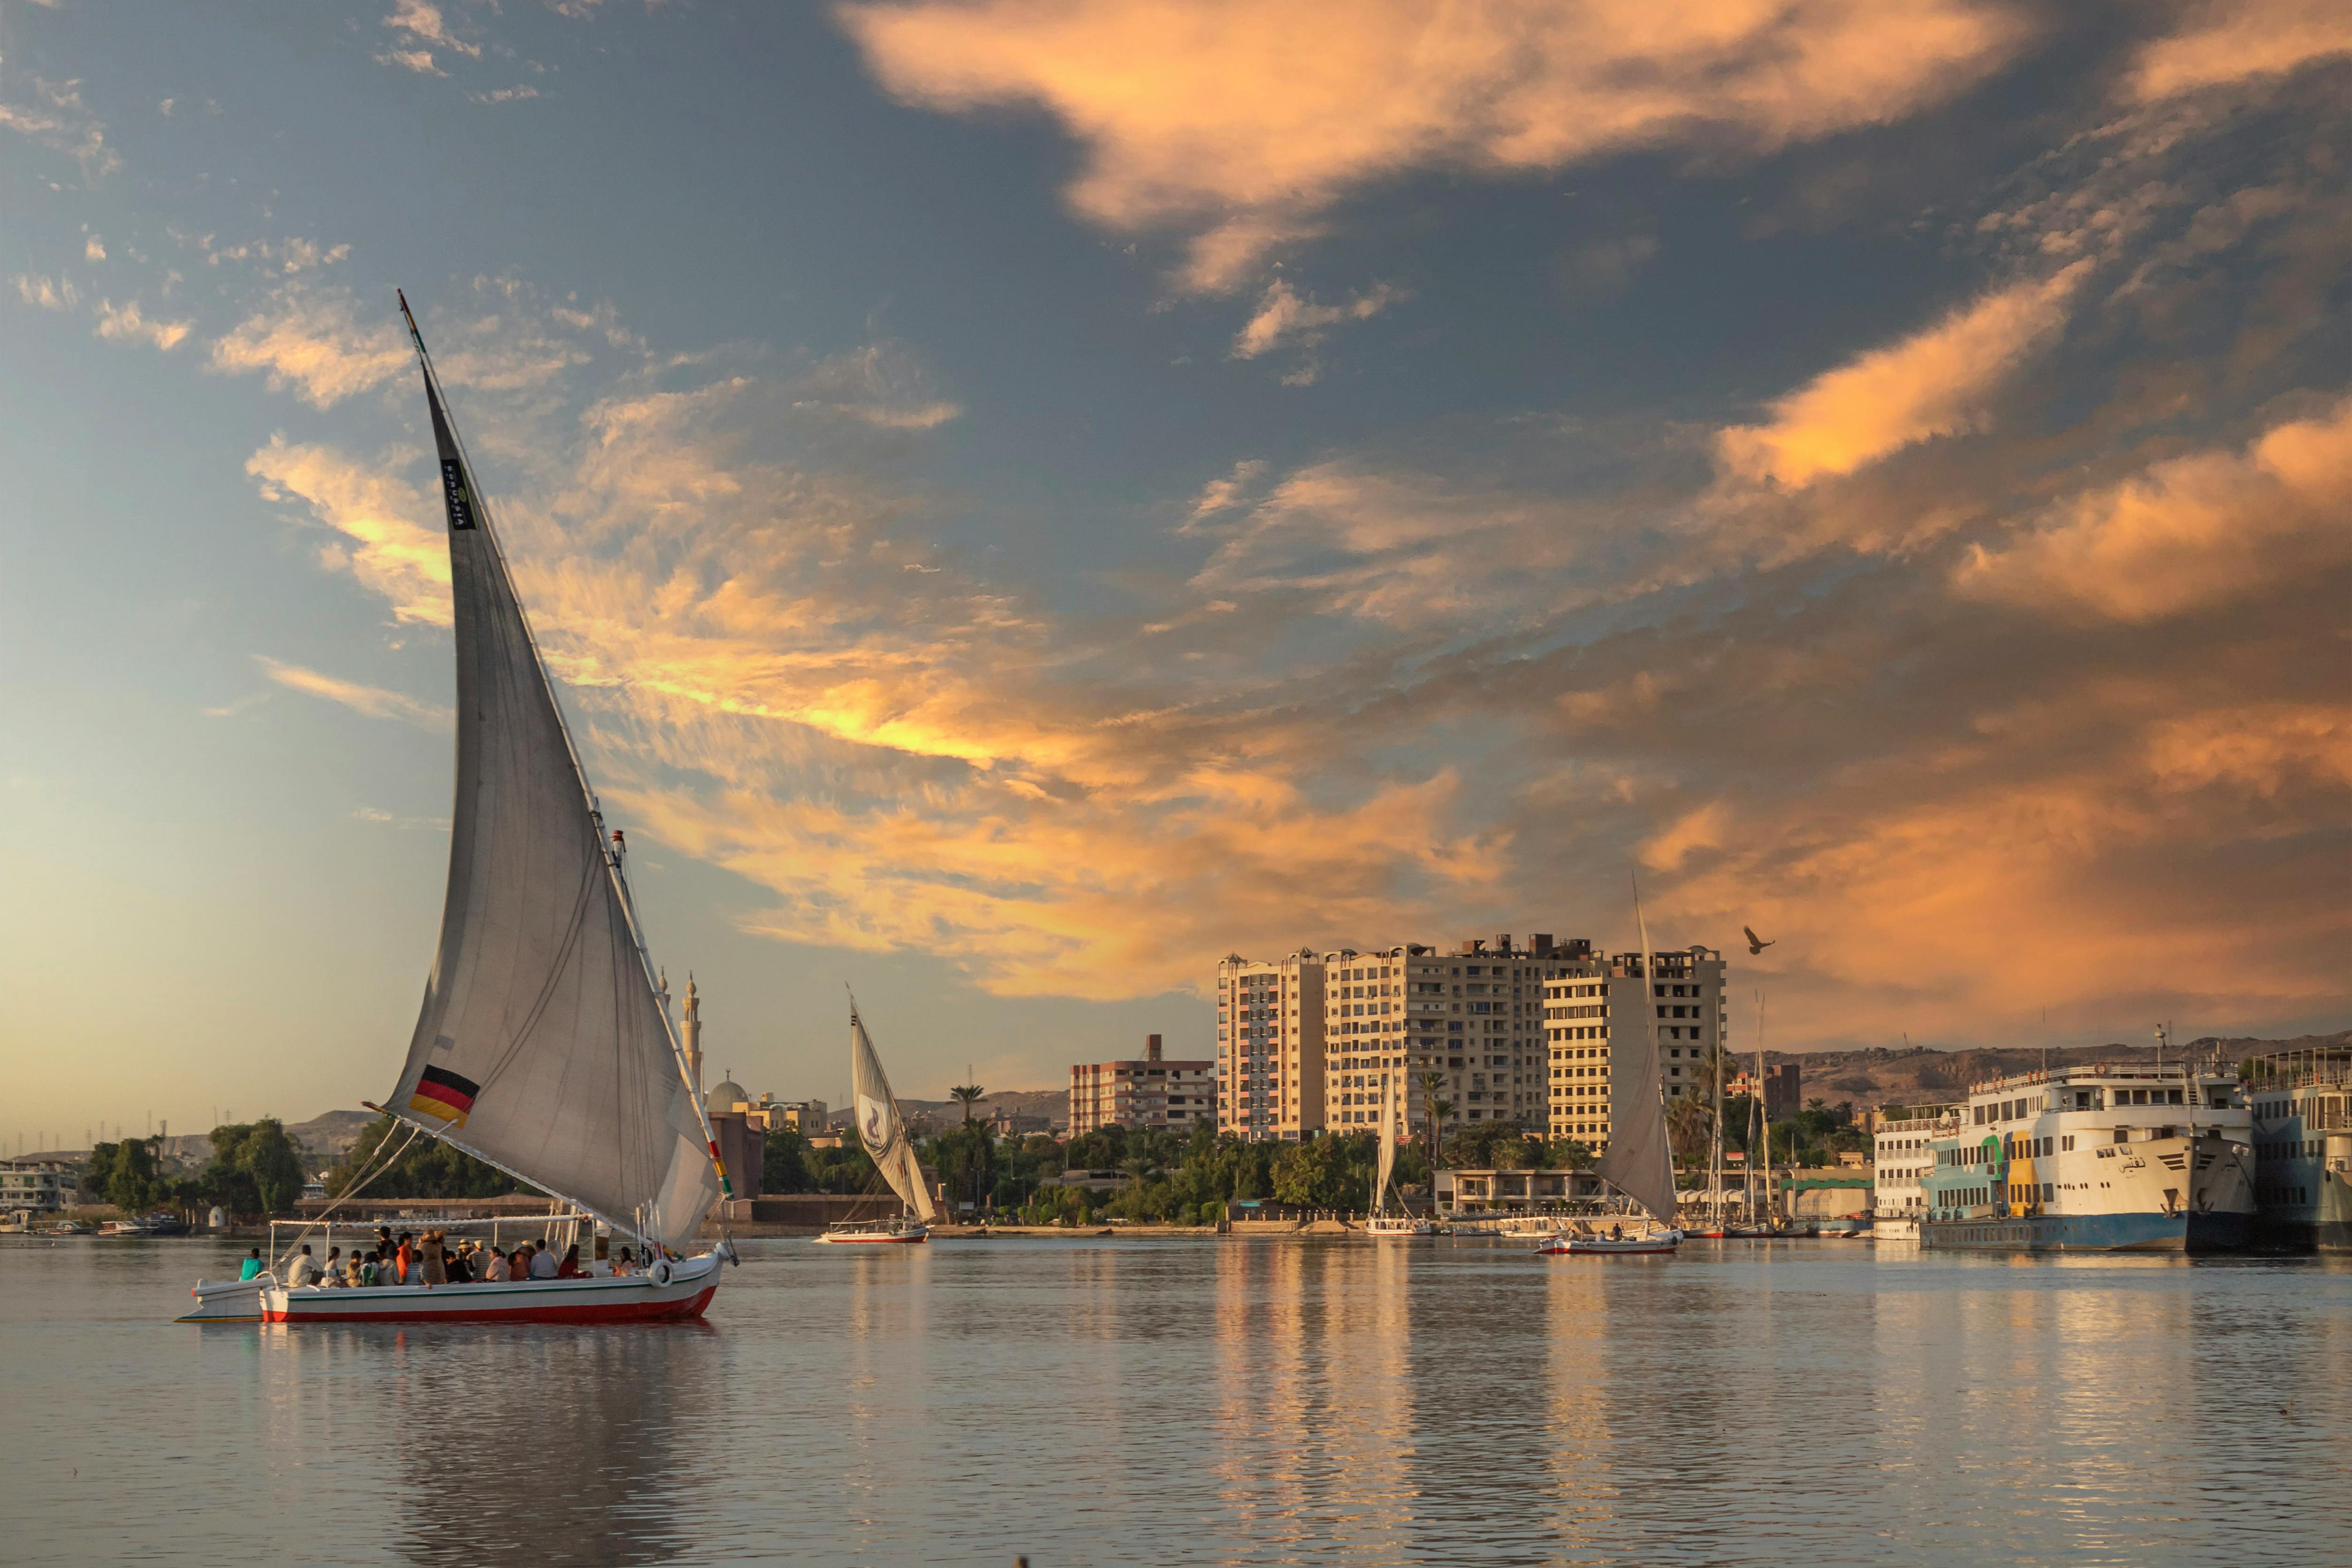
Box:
(761, 1125), (817, 1194)
(87, 1137), (169, 1213)
(326, 1115), (523, 1202)
(1271, 1134), (1369, 1209)
(950, 1082), (984, 1123)
(195, 1119), (312, 1216)
(1418, 1073), (1447, 1165)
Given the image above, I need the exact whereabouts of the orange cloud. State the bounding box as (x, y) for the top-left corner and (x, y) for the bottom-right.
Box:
(1715, 262), (2089, 490)
(840, 0), (2028, 291)
(210, 282), (411, 408)
(253, 655), (452, 729)
(2128, 0), (2352, 101)
(1651, 695), (2352, 1044)
(1955, 396), (2352, 622)
(246, 435), (452, 625)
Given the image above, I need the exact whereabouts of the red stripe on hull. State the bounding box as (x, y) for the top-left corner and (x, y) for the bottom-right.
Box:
(263, 1286), (715, 1325)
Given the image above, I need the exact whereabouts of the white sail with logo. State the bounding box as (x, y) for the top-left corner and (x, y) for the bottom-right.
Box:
(850, 1005), (939, 1224)
(382, 295), (722, 1253)
(1595, 884), (1679, 1225)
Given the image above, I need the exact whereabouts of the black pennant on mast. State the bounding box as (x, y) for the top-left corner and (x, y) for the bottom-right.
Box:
(396, 291), (480, 533)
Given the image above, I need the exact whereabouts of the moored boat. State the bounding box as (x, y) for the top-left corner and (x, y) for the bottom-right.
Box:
(1540, 879), (1680, 1260)
(812, 1003), (936, 1244)
(1920, 1036), (2253, 1253)
(188, 294), (736, 1326)
(1365, 1073), (1437, 1236)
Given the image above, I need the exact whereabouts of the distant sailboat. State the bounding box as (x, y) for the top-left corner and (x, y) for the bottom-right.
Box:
(214, 293), (736, 1325)
(1540, 876), (1683, 1257)
(1366, 1074), (1435, 1236)
(813, 1001), (936, 1243)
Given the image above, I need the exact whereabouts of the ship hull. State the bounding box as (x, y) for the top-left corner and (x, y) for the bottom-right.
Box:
(1923, 1209), (2249, 1252)
(256, 1255), (723, 1323)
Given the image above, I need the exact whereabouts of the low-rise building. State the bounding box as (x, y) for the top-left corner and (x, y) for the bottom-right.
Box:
(0, 1160), (76, 1216)
(1434, 1166), (1604, 1216)
(1069, 1035), (1218, 1136)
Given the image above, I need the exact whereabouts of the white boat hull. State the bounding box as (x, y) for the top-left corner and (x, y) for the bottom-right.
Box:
(250, 1253), (724, 1324)
(1538, 1228), (1683, 1256)
(1365, 1218), (1437, 1237)
(178, 1276), (273, 1322)
(812, 1222), (929, 1244)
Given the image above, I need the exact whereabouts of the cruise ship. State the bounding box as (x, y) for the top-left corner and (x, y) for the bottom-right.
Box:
(1921, 1063), (2254, 1252)
(2248, 1050), (2351, 1251)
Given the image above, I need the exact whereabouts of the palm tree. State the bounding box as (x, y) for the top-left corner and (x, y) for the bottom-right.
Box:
(1418, 1073), (1446, 1166)
(1428, 1100), (1455, 1167)
(950, 1082), (984, 1125)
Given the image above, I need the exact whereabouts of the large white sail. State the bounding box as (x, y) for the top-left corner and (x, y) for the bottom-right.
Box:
(1596, 883), (1678, 1224)
(385, 299), (721, 1252)
(850, 1005), (938, 1223)
(1373, 1081), (1397, 1216)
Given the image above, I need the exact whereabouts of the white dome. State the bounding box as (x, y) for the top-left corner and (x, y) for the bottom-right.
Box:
(705, 1079), (750, 1113)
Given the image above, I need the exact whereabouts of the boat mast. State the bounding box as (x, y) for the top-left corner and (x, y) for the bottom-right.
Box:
(394, 290), (736, 1227)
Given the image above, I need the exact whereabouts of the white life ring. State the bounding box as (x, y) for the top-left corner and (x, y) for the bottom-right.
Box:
(650, 1259), (672, 1286)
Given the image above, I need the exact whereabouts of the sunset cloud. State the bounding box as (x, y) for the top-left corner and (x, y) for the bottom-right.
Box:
(211, 283), (411, 408)
(246, 436), (452, 625)
(840, 0), (2029, 291)
(92, 298), (192, 352)
(1955, 396), (2352, 622)
(254, 656), (453, 729)
(2127, 0), (2352, 101)
(1715, 261), (2090, 491)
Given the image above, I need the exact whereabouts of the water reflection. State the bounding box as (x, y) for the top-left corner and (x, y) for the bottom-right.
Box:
(255, 1320), (711, 1566)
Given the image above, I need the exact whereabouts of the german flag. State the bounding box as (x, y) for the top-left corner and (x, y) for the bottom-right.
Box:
(409, 1066), (481, 1128)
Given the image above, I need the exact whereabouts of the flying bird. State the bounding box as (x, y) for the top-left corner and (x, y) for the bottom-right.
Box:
(1743, 926), (1775, 956)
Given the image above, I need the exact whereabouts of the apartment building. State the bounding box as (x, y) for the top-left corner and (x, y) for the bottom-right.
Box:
(1336, 935), (1562, 1140)
(1217, 952), (1327, 1142)
(1069, 1035), (1218, 1137)
(1542, 945), (1728, 1152)
(1221, 933), (1589, 1143)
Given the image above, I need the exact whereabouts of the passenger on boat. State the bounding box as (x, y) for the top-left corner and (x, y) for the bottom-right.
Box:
(528, 1243), (559, 1280)
(480, 1246), (510, 1281)
(324, 1246), (342, 1277)
(443, 1241), (472, 1285)
(556, 1243), (585, 1279)
(239, 1248), (264, 1282)
(586, 1236), (614, 1276)
(614, 1247), (637, 1276)
(321, 1259), (348, 1288)
(343, 1254), (365, 1287)
(395, 1233), (415, 1284)
(419, 1231), (447, 1289)
(286, 1246), (320, 1287)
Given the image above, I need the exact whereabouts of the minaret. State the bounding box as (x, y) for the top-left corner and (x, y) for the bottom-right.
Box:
(682, 974), (703, 1099)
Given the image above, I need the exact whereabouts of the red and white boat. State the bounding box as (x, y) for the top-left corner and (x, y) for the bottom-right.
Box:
(185, 297), (737, 1327)
(811, 1005), (939, 1246)
(264, 1253), (725, 1323)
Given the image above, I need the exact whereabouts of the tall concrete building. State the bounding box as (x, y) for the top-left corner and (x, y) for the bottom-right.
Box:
(1216, 951), (1328, 1142)
(1223, 934), (1598, 1144)
(1542, 945), (1728, 1150)
(1069, 1035), (1218, 1136)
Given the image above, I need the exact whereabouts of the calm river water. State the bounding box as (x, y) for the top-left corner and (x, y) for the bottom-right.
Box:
(2, 1234), (2345, 1566)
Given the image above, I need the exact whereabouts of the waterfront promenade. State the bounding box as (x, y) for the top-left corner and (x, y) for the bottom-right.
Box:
(5, 1233), (2345, 1566)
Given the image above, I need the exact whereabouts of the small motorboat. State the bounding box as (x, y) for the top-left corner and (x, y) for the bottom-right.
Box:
(1537, 1225), (1683, 1256)
(97, 1218), (152, 1237)
(37, 1219), (93, 1237)
(812, 1217), (930, 1245)
(1364, 1215), (1438, 1237)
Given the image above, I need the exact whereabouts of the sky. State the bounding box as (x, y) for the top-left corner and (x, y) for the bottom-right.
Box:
(2, 0), (2346, 1152)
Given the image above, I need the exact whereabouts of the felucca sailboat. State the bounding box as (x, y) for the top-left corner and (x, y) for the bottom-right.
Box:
(1365, 1077), (1435, 1236)
(1539, 878), (1684, 1257)
(813, 1002), (937, 1243)
(221, 294), (737, 1324)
